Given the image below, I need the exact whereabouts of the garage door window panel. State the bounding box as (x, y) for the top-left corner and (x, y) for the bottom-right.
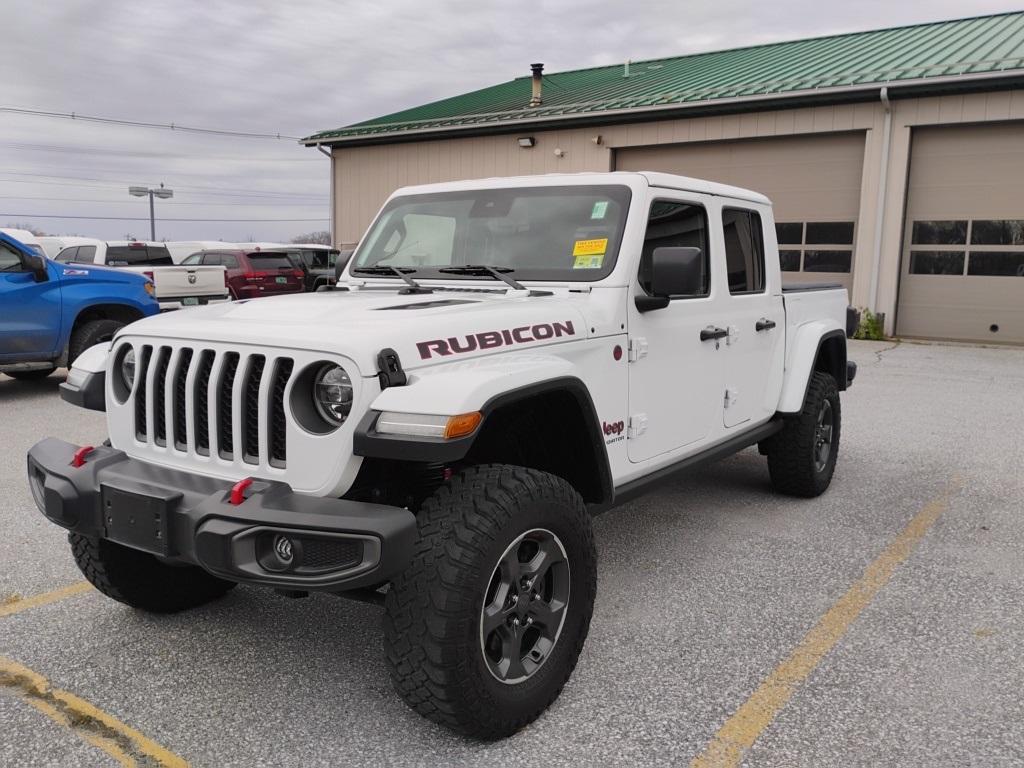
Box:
(912, 221), (967, 246)
(779, 250), (801, 272)
(774, 220), (853, 275)
(970, 220), (1024, 246)
(804, 250), (852, 273)
(967, 251), (1024, 277)
(909, 251), (965, 275)
(639, 200), (710, 298)
(806, 222), (854, 245)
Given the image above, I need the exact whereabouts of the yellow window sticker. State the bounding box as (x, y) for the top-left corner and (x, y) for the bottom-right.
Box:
(573, 254), (604, 269)
(572, 238), (608, 257)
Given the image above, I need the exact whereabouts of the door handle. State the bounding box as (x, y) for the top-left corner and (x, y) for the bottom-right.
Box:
(755, 318), (777, 332)
(700, 326), (729, 342)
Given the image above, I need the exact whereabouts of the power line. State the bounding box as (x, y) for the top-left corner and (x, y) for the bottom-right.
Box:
(0, 169), (326, 196)
(1, 213), (328, 222)
(0, 140), (322, 161)
(0, 195), (324, 207)
(0, 107), (306, 141)
(0, 175), (326, 201)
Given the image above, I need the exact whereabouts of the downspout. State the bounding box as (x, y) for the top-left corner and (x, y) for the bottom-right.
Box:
(868, 86), (892, 313)
(315, 142), (334, 245)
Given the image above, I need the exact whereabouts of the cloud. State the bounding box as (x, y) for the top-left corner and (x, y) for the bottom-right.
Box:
(1, 0), (1019, 240)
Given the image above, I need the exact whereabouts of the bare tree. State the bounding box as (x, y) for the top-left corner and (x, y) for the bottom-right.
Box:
(291, 231), (332, 245)
(4, 222), (48, 236)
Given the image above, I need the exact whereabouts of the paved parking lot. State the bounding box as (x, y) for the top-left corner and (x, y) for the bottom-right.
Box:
(2, 339), (1023, 767)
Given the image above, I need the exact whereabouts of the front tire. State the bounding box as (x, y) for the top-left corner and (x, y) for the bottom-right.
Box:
(383, 464), (597, 739)
(765, 371), (840, 497)
(68, 319), (124, 366)
(70, 534), (236, 613)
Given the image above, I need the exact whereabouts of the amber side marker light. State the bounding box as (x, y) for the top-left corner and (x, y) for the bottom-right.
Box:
(444, 412), (482, 439)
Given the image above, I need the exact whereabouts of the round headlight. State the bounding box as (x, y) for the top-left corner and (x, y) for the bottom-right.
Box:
(120, 348), (136, 390)
(313, 365), (352, 425)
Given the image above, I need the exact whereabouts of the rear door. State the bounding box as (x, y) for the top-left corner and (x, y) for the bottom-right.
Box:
(626, 193), (729, 463)
(718, 205), (785, 428)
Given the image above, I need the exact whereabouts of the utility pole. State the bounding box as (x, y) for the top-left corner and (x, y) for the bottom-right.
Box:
(129, 183), (174, 240)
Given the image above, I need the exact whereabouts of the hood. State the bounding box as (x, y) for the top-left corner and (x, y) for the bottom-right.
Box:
(120, 288), (592, 376)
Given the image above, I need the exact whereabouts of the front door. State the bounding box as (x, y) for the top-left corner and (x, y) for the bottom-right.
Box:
(0, 242), (61, 362)
(719, 206), (785, 428)
(627, 194), (728, 463)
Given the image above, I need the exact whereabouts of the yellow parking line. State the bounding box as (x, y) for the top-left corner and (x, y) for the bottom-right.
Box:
(1, 657), (188, 767)
(0, 582), (93, 618)
(691, 479), (962, 768)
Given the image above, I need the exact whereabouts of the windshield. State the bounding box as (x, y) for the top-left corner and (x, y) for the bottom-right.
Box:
(352, 185), (631, 282)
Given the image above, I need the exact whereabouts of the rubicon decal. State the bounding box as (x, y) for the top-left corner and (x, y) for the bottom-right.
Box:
(417, 321), (575, 359)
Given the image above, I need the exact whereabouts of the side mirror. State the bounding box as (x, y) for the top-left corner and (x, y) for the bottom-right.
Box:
(24, 253), (48, 283)
(334, 249), (354, 281)
(636, 247), (705, 312)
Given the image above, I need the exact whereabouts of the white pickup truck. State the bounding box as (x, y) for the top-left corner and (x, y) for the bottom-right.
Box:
(54, 239), (230, 311)
(29, 172), (857, 739)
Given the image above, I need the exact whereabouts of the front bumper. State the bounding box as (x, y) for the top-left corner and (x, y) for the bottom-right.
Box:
(27, 438), (416, 592)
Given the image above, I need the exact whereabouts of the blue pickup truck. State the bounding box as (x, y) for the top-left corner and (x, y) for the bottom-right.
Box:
(0, 231), (159, 380)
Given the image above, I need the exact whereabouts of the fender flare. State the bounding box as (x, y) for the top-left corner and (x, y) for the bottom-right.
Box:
(353, 359), (613, 504)
(777, 325), (847, 413)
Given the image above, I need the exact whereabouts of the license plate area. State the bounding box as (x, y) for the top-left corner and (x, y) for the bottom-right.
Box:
(101, 484), (177, 556)
(275, 276), (287, 284)
(182, 296), (199, 306)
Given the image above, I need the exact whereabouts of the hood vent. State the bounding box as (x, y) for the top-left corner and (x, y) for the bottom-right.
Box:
(377, 299), (478, 310)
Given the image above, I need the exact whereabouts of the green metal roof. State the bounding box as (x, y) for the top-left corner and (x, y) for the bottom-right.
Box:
(304, 12), (1024, 144)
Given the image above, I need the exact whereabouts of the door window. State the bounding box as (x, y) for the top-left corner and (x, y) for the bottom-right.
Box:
(201, 253), (223, 266)
(74, 246), (96, 263)
(638, 200), (710, 297)
(222, 255), (239, 269)
(182, 253), (202, 265)
(56, 247), (78, 263)
(722, 209), (766, 294)
(0, 242), (23, 271)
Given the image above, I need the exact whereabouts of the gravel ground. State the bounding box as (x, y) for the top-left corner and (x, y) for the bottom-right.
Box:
(1, 339), (1022, 766)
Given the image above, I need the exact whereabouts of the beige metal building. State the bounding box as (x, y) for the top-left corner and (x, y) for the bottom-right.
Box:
(305, 13), (1024, 344)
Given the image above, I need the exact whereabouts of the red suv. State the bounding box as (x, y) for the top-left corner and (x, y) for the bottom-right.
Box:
(182, 249), (304, 300)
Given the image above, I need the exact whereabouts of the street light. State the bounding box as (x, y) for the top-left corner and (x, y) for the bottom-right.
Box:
(128, 183), (174, 241)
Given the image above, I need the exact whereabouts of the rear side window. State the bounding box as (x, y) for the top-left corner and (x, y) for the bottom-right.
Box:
(181, 253), (202, 265)
(222, 255), (239, 269)
(722, 208), (766, 294)
(201, 253), (223, 266)
(75, 245), (97, 264)
(106, 245), (174, 266)
(56, 247), (78, 263)
(248, 253), (294, 269)
(639, 200), (710, 297)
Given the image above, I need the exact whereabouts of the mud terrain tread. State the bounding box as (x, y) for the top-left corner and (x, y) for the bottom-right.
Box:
(70, 533), (235, 613)
(383, 464), (596, 739)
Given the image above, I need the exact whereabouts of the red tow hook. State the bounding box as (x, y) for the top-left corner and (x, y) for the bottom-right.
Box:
(229, 477), (253, 506)
(70, 445), (95, 468)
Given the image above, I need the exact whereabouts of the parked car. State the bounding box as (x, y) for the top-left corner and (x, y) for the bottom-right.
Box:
(30, 171), (857, 738)
(180, 248), (304, 299)
(0, 231), (158, 380)
(285, 244), (343, 291)
(55, 239), (230, 311)
(164, 241), (237, 264)
(0, 228), (46, 257)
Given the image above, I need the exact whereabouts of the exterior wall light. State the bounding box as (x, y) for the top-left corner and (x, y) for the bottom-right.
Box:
(517, 137), (536, 148)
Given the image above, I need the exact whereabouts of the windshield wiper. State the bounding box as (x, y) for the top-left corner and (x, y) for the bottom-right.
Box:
(351, 265), (432, 294)
(438, 265), (551, 297)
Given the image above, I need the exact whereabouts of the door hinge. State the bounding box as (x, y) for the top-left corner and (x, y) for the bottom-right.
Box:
(627, 413), (648, 438)
(627, 337), (648, 362)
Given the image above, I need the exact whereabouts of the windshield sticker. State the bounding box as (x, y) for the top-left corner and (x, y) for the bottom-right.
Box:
(572, 238), (607, 257)
(591, 201), (609, 219)
(573, 254), (604, 269)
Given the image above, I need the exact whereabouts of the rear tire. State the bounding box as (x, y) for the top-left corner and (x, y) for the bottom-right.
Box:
(70, 533), (235, 613)
(383, 464), (597, 739)
(6, 368), (56, 381)
(765, 371), (840, 497)
(68, 319), (124, 365)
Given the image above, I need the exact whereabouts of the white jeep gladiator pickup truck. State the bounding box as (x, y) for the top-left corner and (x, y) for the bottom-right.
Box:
(28, 172), (857, 739)
(55, 239), (230, 311)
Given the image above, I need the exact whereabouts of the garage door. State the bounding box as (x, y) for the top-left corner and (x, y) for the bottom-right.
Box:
(616, 133), (865, 293)
(897, 124), (1024, 344)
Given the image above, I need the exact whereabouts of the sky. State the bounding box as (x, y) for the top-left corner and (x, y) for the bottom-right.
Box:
(2, 0), (1021, 244)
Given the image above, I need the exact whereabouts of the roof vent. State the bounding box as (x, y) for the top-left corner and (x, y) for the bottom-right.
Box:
(529, 63), (544, 107)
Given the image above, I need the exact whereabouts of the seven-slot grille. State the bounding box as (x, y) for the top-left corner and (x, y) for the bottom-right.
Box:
(130, 344), (294, 467)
